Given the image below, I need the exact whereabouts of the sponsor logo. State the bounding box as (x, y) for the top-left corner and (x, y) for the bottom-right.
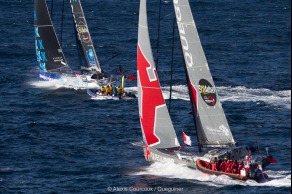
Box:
(37, 62), (46, 71)
(53, 56), (64, 62)
(86, 49), (97, 66)
(219, 125), (230, 136)
(34, 27), (40, 38)
(39, 74), (55, 81)
(206, 125), (230, 137)
(77, 23), (90, 43)
(173, 0), (193, 68)
(198, 79), (217, 106)
(150, 153), (175, 163)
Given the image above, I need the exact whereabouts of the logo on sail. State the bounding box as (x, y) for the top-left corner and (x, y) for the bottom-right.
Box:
(86, 49), (97, 66)
(77, 22), (90, 43)
(199, 79), (217, 106)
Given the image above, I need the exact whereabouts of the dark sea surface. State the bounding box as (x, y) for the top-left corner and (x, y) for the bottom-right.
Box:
(0, 0), (291, 193)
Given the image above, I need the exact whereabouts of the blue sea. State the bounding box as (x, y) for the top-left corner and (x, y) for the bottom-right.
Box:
(0, 0), (291, 193)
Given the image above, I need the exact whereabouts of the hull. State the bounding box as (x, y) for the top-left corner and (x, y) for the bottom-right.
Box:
(143, 147), (269, 183)
(38, 71), (62, 81)
(196, 159), (248, 181)
(87, 89), (136, 100)
(144, 147), (197, 169)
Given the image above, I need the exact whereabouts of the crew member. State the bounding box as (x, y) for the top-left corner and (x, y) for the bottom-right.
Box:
(100, 86), (106, 95)
(106, 85), (111, 96)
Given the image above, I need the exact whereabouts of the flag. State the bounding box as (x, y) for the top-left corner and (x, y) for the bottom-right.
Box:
(245, 153), (251, 170)
(127, 75), (137, 80)
(74, 72), (81, 77)
(182, 131), (192, 146)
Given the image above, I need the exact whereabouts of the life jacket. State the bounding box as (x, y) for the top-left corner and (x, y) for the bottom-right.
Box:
(220, 161), (227, 172)
(233, 161), (239, 174)
(226, 161), (233, 173)
(101, 87), (106, 92)
(211, 162), (218, 171)
(117, 87), (122, 94)
(106, 86), (111, 93)
(109, 86), (114, 91)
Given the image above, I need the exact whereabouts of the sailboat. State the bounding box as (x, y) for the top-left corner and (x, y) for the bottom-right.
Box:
(70, 0), (111, 89)
(135, 0), (277, 183)
(34, 0), (74, 81)
(70, 0), (136, 98)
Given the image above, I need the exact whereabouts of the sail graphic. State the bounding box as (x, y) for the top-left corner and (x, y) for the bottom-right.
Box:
(137, 0), (180, 149)
(34, 0), (69, 71)
(70, 0), (102, 73)
(173, 0), (235, 148)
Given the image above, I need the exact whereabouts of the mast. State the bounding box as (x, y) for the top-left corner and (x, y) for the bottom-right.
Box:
(137, 0), (180, 149)
(34, 0), (69, 72)
(70, 0), (102, 73)
(173, 0), (235, 149)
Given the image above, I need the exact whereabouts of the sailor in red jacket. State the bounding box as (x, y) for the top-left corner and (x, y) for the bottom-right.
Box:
(220, 158), (228, 172)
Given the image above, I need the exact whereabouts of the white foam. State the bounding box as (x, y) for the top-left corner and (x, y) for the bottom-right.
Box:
(127, 85), (291, 109)
(29, 78), (89, 90)
(133, 162), (291, 187)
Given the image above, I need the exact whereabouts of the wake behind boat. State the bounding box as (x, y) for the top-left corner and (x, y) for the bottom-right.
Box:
(134, 0), (277, 183)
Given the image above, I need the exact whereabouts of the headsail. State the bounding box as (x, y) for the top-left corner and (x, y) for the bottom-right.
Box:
(137, 0), (180, 149)
(173, 0), (235, 148)
(70, 0), (102, 73)
(34, 0), (69, 72)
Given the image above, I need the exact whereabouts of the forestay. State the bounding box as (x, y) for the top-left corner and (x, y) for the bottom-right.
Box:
(70, 0), (102, 73)
(137, 0), (180, 149)
(173, 0), (235, 148)
(34, 0), (69, 71)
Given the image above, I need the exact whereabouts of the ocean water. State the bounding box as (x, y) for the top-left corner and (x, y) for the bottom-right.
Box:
(0, 0), (291, 193)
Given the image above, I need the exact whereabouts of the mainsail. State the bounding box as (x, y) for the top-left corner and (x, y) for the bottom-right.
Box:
(34, 0), (69, 72)
(137, 0), (180, 149)
(70, 0), (102, 73)
(173, 0), (235, 149)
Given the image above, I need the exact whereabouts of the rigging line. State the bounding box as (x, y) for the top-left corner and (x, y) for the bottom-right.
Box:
(60, 0), (65, 47)
(155, 0), (162, 70)
(168, 17), (176, 112)
(50, 0), (54, 19)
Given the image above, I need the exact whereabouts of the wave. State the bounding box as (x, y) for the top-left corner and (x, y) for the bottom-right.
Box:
(28, 79), (87, 90)
(28, 81), (291, 109)
(127, 85), (291, 109)
(133, 162), (291, 188)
